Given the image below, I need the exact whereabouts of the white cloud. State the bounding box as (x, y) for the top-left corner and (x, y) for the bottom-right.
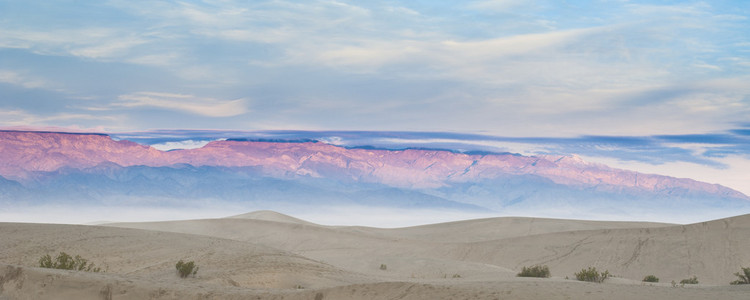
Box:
(0, 29), (68, 50)
(69, 35), (146, 59)
(375, 137), (549, 156)
(443, 29), (582, 54)
(0, 0), (747, 140)
(467, 0), (528, 12)
(202, 28), (295, 44)
(625, 2), (709, 16)
(293, 26), (600, 78)
(386, 5), (419, 16)
(0, 109), (117, 127)
(0, 110), (36, 126)
(693, 62), (722, 71)
(0, 69), (52, 89)
(126, 53), (181, 66)
(149, 139), (219, 151)
(44, 113), (116, 122)
(0, 28), (146, 60)
(116, 92), (249, 117)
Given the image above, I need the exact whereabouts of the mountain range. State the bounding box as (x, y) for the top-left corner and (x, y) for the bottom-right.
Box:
(1, 130), (748, 221)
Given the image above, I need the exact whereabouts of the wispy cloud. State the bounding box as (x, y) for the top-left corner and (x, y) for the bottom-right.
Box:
(467, 0), (530, 13)
(0, 69), (54, 89)
(0, 1), (748, 137)
(296, 27), (599, 75)
(149, 139), (217, 151)
(0, 28), (146, 59)
(68, 35), (146, 59)
(0, 109), (116, 127)
(0, 110), (36, 126)
(115, 92), (249, 117)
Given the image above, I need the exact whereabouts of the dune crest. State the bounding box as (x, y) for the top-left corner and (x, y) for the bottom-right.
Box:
(227, 210), (316, 225)
(3, 212), (750, 299)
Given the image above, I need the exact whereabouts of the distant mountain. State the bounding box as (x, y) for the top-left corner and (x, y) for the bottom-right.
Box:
(1, 130), (748, 217)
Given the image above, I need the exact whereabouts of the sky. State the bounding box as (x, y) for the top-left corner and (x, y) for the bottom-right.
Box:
(1, 1), (750, 194)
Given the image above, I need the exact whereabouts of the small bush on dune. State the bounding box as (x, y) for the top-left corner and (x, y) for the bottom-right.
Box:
(176, 260), (198, 278)
(574, 267), (609, 283)
(39, 252), (101, 272)
(680, 276), (698, 285)
(730, 267), (750, 285)
(517, 265), (550, 278)
(643, 275), (659, 283)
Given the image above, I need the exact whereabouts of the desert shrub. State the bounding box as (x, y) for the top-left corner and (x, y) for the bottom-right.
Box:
(175, 260), (198, 278)
(643, 275), (659, 283)
(517, 265), (550, 278)
(379, 264), (387, 270)
(574, 267), (609, 283)
(39, 252), (101, 272)
(680, 276), (698, 284)
(730, 267), (750, 285)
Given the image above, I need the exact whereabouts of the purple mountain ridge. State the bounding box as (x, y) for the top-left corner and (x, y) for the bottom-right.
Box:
(1, 130), (748, 219)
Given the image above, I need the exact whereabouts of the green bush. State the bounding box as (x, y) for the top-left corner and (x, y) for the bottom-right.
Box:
(517, 265), (551, 278)
(175, 260), (198, 278)
(643, 275), (659, 282)
(574, 267), (609, 283)
(680, 276), (698, 284)
(730, 267), (750, 285)
(39, 252), (101, 272)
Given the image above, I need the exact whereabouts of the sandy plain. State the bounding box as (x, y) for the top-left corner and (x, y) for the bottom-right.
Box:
(2, 210), (750, 299)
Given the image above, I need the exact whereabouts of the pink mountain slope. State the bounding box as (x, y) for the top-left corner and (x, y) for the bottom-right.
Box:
(0, 130), (747, 200)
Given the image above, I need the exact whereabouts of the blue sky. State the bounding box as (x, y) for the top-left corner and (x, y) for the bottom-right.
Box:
(1, 1), (750, 193)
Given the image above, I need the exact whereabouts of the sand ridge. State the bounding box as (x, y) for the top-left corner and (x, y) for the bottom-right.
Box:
(2, 212), (750, 299)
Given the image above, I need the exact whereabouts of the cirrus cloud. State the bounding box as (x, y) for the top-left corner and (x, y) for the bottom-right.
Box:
(115, 92), (249, 117)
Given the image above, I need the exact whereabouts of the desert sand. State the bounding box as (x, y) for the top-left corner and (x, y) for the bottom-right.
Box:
(2, 211), (750, 299)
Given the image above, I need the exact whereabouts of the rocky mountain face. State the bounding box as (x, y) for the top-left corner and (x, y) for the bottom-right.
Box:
(1, 130), (748, 217)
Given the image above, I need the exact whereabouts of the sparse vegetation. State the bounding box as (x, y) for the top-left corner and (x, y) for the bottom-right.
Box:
(517, 265), (550, 278)
(38, 252), (101, 272)
(730, 267), (750, 285)
(680, 276), (698, 285)
(175, 260), (198, 278)
(379, 264), (387, 270)
(643, 275), (659, 283)
(574, 267), (609, 283)
(452, 273), (461, 278)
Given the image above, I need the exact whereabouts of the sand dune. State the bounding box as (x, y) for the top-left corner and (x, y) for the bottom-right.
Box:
(340, 217), (674, 243)
(2, 212), (750, 299)
(0, 222), (367, 291)
(228, 210), (318, 226)
(441, 214), (750, 285)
